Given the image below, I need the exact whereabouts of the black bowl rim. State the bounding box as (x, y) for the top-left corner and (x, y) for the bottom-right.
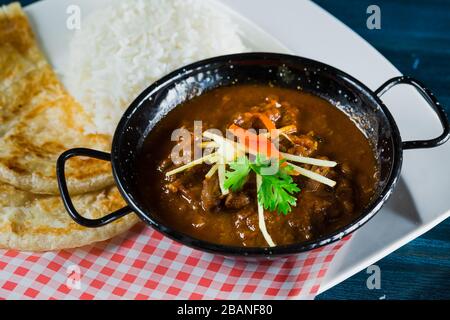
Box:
(111, 52), (404, 257)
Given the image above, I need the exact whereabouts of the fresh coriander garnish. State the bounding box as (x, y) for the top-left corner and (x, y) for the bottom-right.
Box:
(257, 164), (300, 215)
(224, 156), (251, 191)
(224, 156), (301, 215)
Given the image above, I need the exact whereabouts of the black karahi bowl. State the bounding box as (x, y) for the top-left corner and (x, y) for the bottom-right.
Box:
(56, 53), (450, 258)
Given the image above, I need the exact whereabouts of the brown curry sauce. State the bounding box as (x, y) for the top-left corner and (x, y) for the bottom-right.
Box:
(136, 85), (378, 247)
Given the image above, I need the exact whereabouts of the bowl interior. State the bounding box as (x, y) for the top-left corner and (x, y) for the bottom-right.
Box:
(111, 53), (401, 255)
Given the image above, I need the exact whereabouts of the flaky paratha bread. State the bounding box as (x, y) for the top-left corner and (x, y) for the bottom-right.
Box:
(0, 2), (57, 137)
(0, 3), (114, 195)
(0, 3), (140, 251)
(0, 183), (139, 251)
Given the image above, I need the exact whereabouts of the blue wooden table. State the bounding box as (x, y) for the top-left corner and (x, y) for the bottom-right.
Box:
(313, 0), (450, 300)
(2, 0), (449, 300)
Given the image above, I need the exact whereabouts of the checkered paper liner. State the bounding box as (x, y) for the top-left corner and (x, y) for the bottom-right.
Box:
(0, 224), (350, 300)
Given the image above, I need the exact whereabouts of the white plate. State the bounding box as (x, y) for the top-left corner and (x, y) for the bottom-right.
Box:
(25, 0), (450, 295)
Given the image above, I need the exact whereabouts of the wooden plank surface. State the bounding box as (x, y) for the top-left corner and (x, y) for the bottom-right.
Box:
(313, 0), (450, 300)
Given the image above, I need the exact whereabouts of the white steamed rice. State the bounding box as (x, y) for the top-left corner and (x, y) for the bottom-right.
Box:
(66, 0), (247, 135)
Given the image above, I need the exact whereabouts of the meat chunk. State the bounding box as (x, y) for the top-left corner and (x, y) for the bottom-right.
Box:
(257, 96), (283, 124)
(286, 133), (318, 157)
(304, 157), (336, 192)
(336, 178), (355, 213)
(286, 213), (314, 242)
(233, 208), (260, 246)
(201, 175), (221, 211)
(232, 97), (282, 130)
(233, 112), (254, 129)
(260, 107), (282, 124)
(164, 178), (202, 211)
(225, 192), (251, 210)
(278, 101), (299, 128)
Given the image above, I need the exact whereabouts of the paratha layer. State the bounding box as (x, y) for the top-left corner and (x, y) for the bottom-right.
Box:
(0, 3), (140, 251)
(0, 3), (114, 195)
(0, 183), (140, 251)
(0, 2), (54, 136)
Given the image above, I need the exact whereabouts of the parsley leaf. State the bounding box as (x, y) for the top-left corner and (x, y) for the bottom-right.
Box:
(224, 156), (301, 215)
(224, 156), (251, 191)
(257, 166), (300, 215)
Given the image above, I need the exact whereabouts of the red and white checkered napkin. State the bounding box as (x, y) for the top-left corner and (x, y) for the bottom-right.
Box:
(0, 224), (350, 300)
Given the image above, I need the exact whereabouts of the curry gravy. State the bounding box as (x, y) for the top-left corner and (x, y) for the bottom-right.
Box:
(136, 85), (378, 247)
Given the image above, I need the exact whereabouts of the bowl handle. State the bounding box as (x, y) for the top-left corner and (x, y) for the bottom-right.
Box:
(56, 148), (132, 228)
(375, 76), (450, 150)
